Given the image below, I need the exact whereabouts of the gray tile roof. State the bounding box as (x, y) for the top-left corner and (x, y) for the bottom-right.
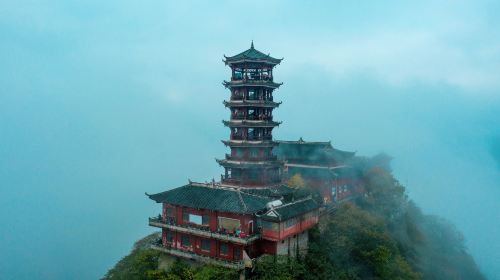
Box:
(240, 185), (294, 198)
(147, 184), (274, 214)
(224, 42), (282, 65)
(262, 198), (319, 221)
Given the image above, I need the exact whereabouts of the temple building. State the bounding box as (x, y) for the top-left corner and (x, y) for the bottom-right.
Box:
(274, 138), (364, 203)
(147, 43), (320, 270)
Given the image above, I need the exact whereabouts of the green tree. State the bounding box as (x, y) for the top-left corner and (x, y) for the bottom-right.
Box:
(193, 265), (239, 280)
(287, 173), (306, 189)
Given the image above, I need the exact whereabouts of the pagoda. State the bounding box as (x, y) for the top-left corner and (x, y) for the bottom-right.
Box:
(218, 41), (284, 189)
(146, 43), (324, 271)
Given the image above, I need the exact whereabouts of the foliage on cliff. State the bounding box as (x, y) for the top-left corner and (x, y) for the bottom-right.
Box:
(103, 247), (238, 280)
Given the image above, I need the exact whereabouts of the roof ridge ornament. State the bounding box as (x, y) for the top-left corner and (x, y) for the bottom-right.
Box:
(251, 40), (254, 49)
(237, 189), (248, 212)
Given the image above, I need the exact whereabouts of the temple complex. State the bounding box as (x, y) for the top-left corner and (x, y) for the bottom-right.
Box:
(146, 43), (360, 271)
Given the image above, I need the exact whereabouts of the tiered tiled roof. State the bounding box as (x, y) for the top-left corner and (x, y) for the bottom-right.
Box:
(261, 198), (319, 221)
(240, 185), (294, 198)
(147, 183), (274, 214)
(275, 138), (355, 165)
(224, 42), (282, 65)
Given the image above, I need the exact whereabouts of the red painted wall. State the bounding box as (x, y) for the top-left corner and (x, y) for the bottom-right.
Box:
(262, 209), (319, 241)
(256, 239), (277, 255)
(161, 229), (244, 260)
(162, 204), (255, 234)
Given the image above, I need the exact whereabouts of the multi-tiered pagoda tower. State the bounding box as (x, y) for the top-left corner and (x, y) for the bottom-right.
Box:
(218, 42), (284, 188)
(147, 44), (324, 270)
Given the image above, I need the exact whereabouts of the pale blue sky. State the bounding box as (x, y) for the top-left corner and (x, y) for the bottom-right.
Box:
(1, 1), (499, 279)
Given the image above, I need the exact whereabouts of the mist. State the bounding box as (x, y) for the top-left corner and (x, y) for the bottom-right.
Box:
(0, 1), (499, 279)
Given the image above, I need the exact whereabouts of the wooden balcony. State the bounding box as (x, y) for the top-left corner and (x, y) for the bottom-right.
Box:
(231, 135), (272, 141)
(231, 115), (273, 121)
(247, 135), (272, 141)
(223, 80), (282, 89)
(230, 134), (245, 140)
(149, 217), (261, 245)
(224, 100), (279, 108)
(231, 76), (273, 82)
(226, 154), (278, 161)
(220, 175), (241, 184)
(151, 244), (249, 269)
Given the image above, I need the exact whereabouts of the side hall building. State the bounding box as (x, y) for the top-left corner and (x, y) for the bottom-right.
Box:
(148, 182), (318, 269)
(274, 138), (365, 203)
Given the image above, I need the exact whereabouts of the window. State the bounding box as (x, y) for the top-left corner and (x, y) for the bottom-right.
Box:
(234, 70), (242, 80)
(233, 247), (241, 260)
(182, 211), (189, 222)
(189, 214), (203, 225)
(219, 243), (228, 256)
(249, 169), (258, 180)
(303, 212), (316, 220)
(201, 239), (210, 251)
(202, 214), (209, 225)
(250, 148), (258, 158)
(285, 218), (297, 229)
(248, 89), (256, 99)
(262, 220), (279, 231)
(181, 235), (190, 247)
(166, 207), (173, 217)
(166, 231), (174, 243)
(218, 217), (241, 231)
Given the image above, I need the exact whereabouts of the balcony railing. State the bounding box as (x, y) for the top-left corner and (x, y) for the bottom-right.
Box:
(221, 176), (241, 185)
(231, 94), (244, 100)
(230, 96), (275, 102)
(230, 115), (274, 122)
(229, 135), (272, 141)
(149, 217), (261, 245)
(230, 134), (245, 140)
(226, 154), (278, 161)
(231, 75), (273, 82)
(247, 135), (272, 141)
(151, 243), (249, 269)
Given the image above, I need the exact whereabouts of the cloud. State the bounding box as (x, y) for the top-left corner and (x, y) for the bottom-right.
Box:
(285, 29), (500, 92)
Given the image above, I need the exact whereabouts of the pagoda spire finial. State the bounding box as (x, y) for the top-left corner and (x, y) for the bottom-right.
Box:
(251, 40), (254, 49)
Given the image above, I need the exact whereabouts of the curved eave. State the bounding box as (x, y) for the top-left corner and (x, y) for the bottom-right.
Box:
(223, 57), (282, 66)
(223, 100), (281, 108)
(223, 80), (283, 89)
(220, 181), (284, 189)
(216, 159), (284, 168)
(145, 192), (161, 203)
(221, 140), (279, 147)
(223, 120), (281, 128)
